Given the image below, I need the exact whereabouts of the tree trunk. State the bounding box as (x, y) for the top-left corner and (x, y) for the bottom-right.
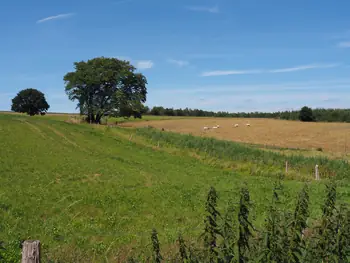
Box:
(86, 112), (95, 124)
(95, 113), (102, 124)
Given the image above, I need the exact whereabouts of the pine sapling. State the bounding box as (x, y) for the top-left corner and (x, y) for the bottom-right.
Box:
(220, 202), (236, 263)
(238, 186), (254, 263)
(334, 204), (350, 262)
(289, 183), (310, 263)
(151, 228), (162, 263)
(202, 186), (221, 263)
(315, 180), (337, 262)
(259, 180), (287, 263)
(178, 233), (189, 262)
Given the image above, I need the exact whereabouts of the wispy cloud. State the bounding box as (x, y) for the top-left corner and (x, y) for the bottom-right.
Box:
(148, 79), (350, 112)
(111, 56), (153, 69)
(167, 59), (189, 67)
(201, 70), (262, 77)
(136, 60), (154, 70)
(337, 41), (350, 48)
(269, 63), (338, 73)
(201, 63), (339, 77)
(157, 79), (350, 95)
(36, 13), (75, 24)
(185, 6), (219, 13)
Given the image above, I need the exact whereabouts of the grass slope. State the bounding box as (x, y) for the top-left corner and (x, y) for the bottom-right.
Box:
(0, 114), (349, 262)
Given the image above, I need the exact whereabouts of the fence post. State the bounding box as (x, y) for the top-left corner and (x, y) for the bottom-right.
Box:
(315, 164), (319, 180)
(21, 240), (41, 263)
(285, 161), (288, 174)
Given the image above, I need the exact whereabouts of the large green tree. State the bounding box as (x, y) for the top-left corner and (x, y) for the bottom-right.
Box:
(299, 106), (315, 122)
(11, 88), (50, 116)
(63, 57), (148, 124)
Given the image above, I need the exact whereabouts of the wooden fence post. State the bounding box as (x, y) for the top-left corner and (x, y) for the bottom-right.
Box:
(21, 240), (41, 263)
(285, 161), (288, 174)
(315, 164), (320, 180)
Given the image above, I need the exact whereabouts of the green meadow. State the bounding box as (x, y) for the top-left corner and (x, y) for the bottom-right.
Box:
(0, 114), (349, 262)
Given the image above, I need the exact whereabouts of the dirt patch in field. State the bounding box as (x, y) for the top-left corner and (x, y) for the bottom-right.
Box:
(120, 118), (350, 154)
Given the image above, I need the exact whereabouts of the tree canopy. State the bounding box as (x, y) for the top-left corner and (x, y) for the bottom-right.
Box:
(11, 88), (50, 116)
(63, 57), (148, 124)
(299, 106), (315, 122)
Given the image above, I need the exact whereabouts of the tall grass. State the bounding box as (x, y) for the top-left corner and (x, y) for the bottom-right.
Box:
(132, 180), (350, 262)
(135, 127), (350, 180)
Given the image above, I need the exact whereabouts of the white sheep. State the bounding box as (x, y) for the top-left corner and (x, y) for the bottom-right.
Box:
(246, 123), (251, 127)
(234, 124), (239, 127)
(203, 126), (210, 131)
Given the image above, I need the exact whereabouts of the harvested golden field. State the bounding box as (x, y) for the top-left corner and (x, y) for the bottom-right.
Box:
(121, 118), (350, 155)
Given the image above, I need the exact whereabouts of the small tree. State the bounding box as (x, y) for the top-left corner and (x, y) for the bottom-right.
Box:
(202, 186), (221, 262)
(11, 88), (50, 116)
(177, 233), (189, 262)
(151, 229), (162, 263)
(221, 202), (236, 262)
(238, 186), (254, 263)
(289, 184), (310, 263)
(299, 106), (315, 122)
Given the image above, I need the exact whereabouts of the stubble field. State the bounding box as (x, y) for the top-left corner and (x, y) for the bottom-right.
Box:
(122, 117), (350, 155)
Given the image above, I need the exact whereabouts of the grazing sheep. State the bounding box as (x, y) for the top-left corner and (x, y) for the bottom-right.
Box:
(212, 126), (218, 129)
(246, 123), (251, 127)
(203, 126), (210, 131)
(234, 124), (239, 127)
(216, 125), (220, 128)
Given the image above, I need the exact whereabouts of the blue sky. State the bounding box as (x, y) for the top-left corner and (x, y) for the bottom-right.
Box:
(1, 0), (350, 113)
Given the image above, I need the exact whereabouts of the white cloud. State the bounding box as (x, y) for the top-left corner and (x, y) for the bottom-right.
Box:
(154, 78), (350, 95)
(201, 70), (263, 77)
(185, 6), (219, 13)
(136, 60), (154, 69)
(269, 63), (339, 73)
(36, 13), (75, 24)
(337, 41), (350, 48)
(111, 57), (153, 68)
(201, 63), (339, 77)
(148, 79), (350, 112)
(167, 59), (189, 67)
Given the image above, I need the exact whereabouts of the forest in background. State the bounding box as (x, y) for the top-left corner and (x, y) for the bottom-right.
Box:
(145, 106), (350, 122)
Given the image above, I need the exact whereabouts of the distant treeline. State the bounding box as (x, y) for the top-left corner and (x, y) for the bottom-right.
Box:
(145, 106), (350, 122)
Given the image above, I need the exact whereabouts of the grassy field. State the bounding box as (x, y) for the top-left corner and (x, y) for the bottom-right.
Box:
(123, 117), (350, 157)
(0, 114), (349, 262)
(0, 111), (185, 123)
